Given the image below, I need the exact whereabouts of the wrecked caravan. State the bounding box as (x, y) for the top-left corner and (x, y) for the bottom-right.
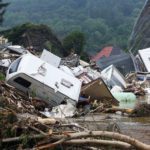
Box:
(6, 53), (82, 107)
(101, 65), (126, 89)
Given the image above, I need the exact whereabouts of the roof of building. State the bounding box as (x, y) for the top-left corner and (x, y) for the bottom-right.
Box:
(91, 46), (126, 62)
(92, 46), (113, 61)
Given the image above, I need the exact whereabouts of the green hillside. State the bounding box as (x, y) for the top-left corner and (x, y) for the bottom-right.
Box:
(2, 0), (146, 53)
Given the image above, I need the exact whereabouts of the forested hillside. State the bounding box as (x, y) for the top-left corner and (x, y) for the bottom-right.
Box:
(2, 0), (146, 53)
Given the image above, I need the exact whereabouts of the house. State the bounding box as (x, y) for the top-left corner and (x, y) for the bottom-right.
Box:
(92, 46), (135, 75)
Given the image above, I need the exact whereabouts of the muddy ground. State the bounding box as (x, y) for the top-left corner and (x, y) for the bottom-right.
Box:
(65, 113), (150, 145)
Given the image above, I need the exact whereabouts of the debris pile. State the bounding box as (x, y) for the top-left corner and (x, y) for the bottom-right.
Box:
(125, 72), (148, 96)
(0, 49), (120, 119)
(60, 53), (80, 67)
(0, 45), (150, 149)
(0, 47), (149, 113)
(0, 81), (85, 149)
(130, 103), (150, 117)
(0, 76), (149, 149)
(0, 45), (28, 73)
(1, 81), (149, 149)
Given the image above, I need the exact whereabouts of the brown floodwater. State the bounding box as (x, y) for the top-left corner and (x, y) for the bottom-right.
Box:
(117, 94), (150, 144)
(72, 94), (150, 144)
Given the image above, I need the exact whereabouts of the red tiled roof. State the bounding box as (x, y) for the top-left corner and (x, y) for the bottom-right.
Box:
(91, 46), (113, 61)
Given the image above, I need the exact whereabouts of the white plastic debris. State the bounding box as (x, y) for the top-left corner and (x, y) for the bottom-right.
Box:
(41, 102), (76, 118)
(59, 65), (74, 76)
(111, 85), (123, 93)
(40, 49), (61, 67)
(72, 65), (84, 76)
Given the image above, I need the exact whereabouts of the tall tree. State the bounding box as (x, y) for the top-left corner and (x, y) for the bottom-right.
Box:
(63, 31), (86, 56)
(0, 0), (9, 24)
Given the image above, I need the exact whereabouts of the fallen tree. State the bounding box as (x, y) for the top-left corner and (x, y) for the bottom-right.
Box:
(36, 131), (150, 150)
(63, 139), (132, 149)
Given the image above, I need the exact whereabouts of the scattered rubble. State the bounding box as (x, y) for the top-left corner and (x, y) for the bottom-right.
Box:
(125, 73), (148, 96)
(61, 52), (80, 67)
(0, 45), (28, 73)
(1, 81), (149, 149)
(0, 45), (150, 149)
(130, 103), (150, 117)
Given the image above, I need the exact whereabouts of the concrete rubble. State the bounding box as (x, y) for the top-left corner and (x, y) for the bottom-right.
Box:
(0, 46), (150, 149)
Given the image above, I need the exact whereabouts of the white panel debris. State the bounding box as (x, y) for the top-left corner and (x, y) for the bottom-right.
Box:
(40, 49), (61, 67)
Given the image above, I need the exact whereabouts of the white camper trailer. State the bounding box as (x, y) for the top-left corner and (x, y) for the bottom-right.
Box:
(6, 53), (82, 107)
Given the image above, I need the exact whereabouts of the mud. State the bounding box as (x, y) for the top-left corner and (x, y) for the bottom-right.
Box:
(69, 94), (150, 145)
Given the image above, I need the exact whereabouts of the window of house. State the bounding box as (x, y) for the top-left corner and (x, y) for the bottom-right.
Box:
(9, 58), (22, 74)
(14, 77), (31, 88)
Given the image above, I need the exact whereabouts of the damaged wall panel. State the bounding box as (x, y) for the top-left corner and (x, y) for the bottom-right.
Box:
(81, 78), (119, 106)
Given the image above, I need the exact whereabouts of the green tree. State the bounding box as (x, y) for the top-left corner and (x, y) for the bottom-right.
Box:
(0, 0), (9, 24)
(2, 0), (145, 52)
(63, 31), (86, 56)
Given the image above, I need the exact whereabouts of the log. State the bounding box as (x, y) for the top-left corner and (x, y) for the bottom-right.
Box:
(36, 131), (150, 150)
(104, 108), (133, 114)
(27, 125), (47, 136)
(37, 117), (56, 125)
(90, 104), (104, 113)
(68, 131), (150, 150)
(2, 134), (47, 143)
(58, 123), (89, 132)
(63, 139), (132, 149)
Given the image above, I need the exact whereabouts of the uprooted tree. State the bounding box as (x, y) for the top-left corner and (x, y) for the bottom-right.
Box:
(35, 131), (150, 150)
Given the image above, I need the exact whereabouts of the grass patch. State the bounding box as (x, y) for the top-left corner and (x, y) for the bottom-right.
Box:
(0, 73), (5, 80)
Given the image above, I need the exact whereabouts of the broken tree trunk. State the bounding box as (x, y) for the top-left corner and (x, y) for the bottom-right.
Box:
(104, 108), (133, 114)
(63, 139), (132, 149)
(36, 131), (150, 150)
